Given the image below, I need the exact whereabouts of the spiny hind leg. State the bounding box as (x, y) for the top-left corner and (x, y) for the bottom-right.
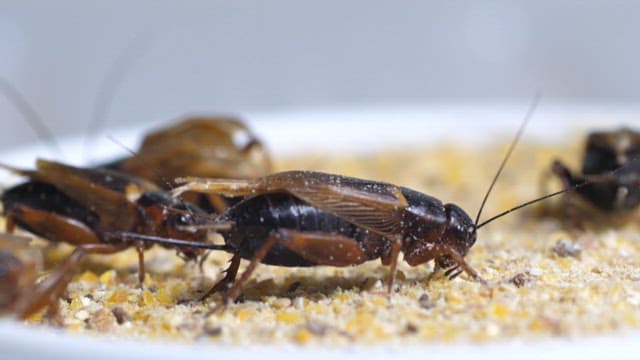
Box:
(12, 243), (128, 319)
(217, 234), (279, 308)
(4, 204), (100, 245)
(276, 229), (367, 266)
(201, 253), (241, 301)
(216, 229), (367, 307)
(5, 205), (153, 290)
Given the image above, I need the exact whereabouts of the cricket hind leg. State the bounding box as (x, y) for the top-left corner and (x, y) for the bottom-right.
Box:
(4, 204), (101, 246)
(200, 253), (241, 301)
(12, 243), (128, 319)
(2, 206), (153, 313)
(213, 229), (367, 307)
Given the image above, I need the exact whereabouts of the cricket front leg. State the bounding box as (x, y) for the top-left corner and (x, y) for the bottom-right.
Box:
(439, 245), (486, 284)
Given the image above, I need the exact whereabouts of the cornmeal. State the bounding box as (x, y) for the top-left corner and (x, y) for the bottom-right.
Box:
(15, 139), (640, 345)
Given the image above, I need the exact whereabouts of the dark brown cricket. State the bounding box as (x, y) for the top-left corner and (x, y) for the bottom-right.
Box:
(169, 170), (484, 304)
(0, 79), (273, 318)
(552, 127), (640, 214)
(1, 159), (211, 318)
(118, 95), (576, 308)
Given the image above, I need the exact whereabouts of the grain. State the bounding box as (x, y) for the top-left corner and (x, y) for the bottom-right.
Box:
(14, 139), (640, 345)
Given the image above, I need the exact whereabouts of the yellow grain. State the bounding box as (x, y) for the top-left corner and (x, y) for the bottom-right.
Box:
(140, 290), (156, 307)
(275, 311), (302, 324)
(69, 297), (84, 312)
(156, 288), (173, 306)
(491, 303), (510, 319)
(294, 328), (312, 344)
(108, 288), (130, 304)
(235, 308), (254, 321)
(77, 270), (98, 284)
(99, 270), (117, 285)
(18, 139), (640, 345)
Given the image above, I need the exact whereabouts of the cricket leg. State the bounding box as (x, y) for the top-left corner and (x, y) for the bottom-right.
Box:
(13, 243), (128, 319)
(200, 253), (241, 301)
(551, 160), (585, 229)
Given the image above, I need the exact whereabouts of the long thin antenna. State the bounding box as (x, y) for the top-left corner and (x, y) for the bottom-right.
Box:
(105, 232), (229, 250)
(105, 134), (178, 189)
(477, 186), (575, 229)
(477, 155), (640, 229)
(83, 35), (153, 161)
(0, 77), (63, 156)
(474, 92), (541, 227)
(105, 134), (137, 158)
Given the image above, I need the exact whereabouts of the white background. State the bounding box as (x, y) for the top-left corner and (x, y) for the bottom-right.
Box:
(0, 1), (639, 150)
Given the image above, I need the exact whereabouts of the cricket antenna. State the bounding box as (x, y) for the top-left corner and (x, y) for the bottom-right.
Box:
(105, 134), (179, 190)
(477, 186), (575, 229)
(474, 92), (542, 227)
(83, 34), (153, 161)
(105, 232), (230, 251)
(476, 154), (640, 229)
(0, 77), (63, 157)
(106, 134), (137, 157)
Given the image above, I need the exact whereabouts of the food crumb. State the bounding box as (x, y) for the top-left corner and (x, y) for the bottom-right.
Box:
(111, 307), (131, 325)
(418, 293), (434, 310)
(552, 238), (582, 258)
(12, 139), (640, 345)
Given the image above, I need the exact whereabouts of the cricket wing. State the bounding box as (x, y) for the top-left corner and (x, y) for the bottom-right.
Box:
(32, 159), (145, 230)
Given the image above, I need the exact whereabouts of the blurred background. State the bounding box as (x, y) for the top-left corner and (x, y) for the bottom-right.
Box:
(0, 0), (639, 150)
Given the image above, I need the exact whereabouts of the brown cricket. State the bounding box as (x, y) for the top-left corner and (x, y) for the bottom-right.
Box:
(552, 127), (640, 214)
(118, 95), (576, 307)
